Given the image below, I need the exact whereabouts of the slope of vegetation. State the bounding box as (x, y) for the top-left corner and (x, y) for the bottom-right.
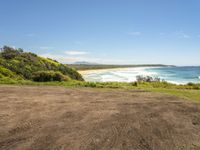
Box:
(0, 46), (84, 81)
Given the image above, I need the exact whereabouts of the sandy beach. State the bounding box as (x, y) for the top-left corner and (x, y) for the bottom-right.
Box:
(78, 67), (131, 75)
(78, 67), (156, 75)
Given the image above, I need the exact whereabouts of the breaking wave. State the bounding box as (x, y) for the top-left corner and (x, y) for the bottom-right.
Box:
(82, 66), (200, 84)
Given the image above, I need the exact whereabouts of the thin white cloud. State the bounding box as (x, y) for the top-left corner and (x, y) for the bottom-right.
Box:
(182, 34), (190, 39)
(74, 41), (83, 45)
(175, 31), (190, 39)
(40, 53), (99, 64)
(128, 32), (141, 36)
(40, 52), (139, 64)
(64, 50), (88, 55)
(159, 32), (166, 36)
(8, 46), (16, 49)
(27, 33), (36, 37)
(39, 46), (54, 50)
(40, 53), (83, 63)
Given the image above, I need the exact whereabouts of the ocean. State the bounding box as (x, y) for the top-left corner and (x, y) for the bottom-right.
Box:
(82, 66), (200, 84)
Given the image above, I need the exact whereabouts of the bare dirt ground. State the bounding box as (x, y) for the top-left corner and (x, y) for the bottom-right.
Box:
(0, 86), (200, 150)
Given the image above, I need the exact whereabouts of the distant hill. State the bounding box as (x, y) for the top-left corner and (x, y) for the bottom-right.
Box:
(68, 64), (175, 71)
(73, 61), (99, 65)
(0, 46), (84, 81)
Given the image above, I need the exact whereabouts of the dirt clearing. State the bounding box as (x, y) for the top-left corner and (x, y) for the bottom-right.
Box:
(0, 86), (200, 150)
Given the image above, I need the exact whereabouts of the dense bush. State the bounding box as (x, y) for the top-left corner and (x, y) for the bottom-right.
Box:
(0, 65), (23, 82)
(32, 71), (70, 82)
(0, 46), (84, 81)
(0, 46), (23, 59)
(136, 75), (163, 82)
(0, 65), (15, 77)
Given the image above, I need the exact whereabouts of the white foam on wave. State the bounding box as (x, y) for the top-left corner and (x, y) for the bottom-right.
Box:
(114, 69), (158, 82)
(101, 74), (125, 82)
(82, 67), (200, 84)
(83, 67), (160, 83)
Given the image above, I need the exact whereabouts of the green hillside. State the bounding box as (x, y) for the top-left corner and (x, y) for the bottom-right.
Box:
(0, 46), (84, 82)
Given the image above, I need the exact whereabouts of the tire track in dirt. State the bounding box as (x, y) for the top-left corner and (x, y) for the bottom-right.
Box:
(0, 86), (200, 150)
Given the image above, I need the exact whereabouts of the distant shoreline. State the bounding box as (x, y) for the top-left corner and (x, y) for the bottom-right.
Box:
(69, 64), (173, 71)
(78, 66), (163, 75)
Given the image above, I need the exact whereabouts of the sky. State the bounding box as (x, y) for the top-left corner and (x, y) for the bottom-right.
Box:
(0, 0), (200, 65)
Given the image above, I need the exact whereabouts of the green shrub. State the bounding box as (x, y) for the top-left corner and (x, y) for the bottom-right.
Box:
(0, 46), (22, 59)
(0, 73), (4, 78)
(136, 75), (162, 82)
(32, 71), (70, 82)
(187, 82), (195, 86)
(0, 65), (16, 78)
(193, 86), (200, 90)
(131, 82), (138, 86)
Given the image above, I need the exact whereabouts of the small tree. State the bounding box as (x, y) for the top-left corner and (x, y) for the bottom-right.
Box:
(1, 46), (21, 59)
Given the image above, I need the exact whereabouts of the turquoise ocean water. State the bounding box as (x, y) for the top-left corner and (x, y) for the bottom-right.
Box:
(82, 66), (200, 84)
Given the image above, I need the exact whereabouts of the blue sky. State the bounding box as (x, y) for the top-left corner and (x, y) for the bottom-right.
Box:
(0, 0), (200, 65)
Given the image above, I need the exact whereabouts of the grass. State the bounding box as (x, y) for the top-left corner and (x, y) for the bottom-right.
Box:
(1, 79), (200, 103)
(149, 88), (200, 103)
(192, 144), (200, 150)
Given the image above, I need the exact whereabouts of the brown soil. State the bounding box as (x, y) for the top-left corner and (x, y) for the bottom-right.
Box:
(0, 85), (200, 150)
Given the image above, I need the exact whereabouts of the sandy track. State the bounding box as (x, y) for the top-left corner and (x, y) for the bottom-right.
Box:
(0, 85), (200, 150)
